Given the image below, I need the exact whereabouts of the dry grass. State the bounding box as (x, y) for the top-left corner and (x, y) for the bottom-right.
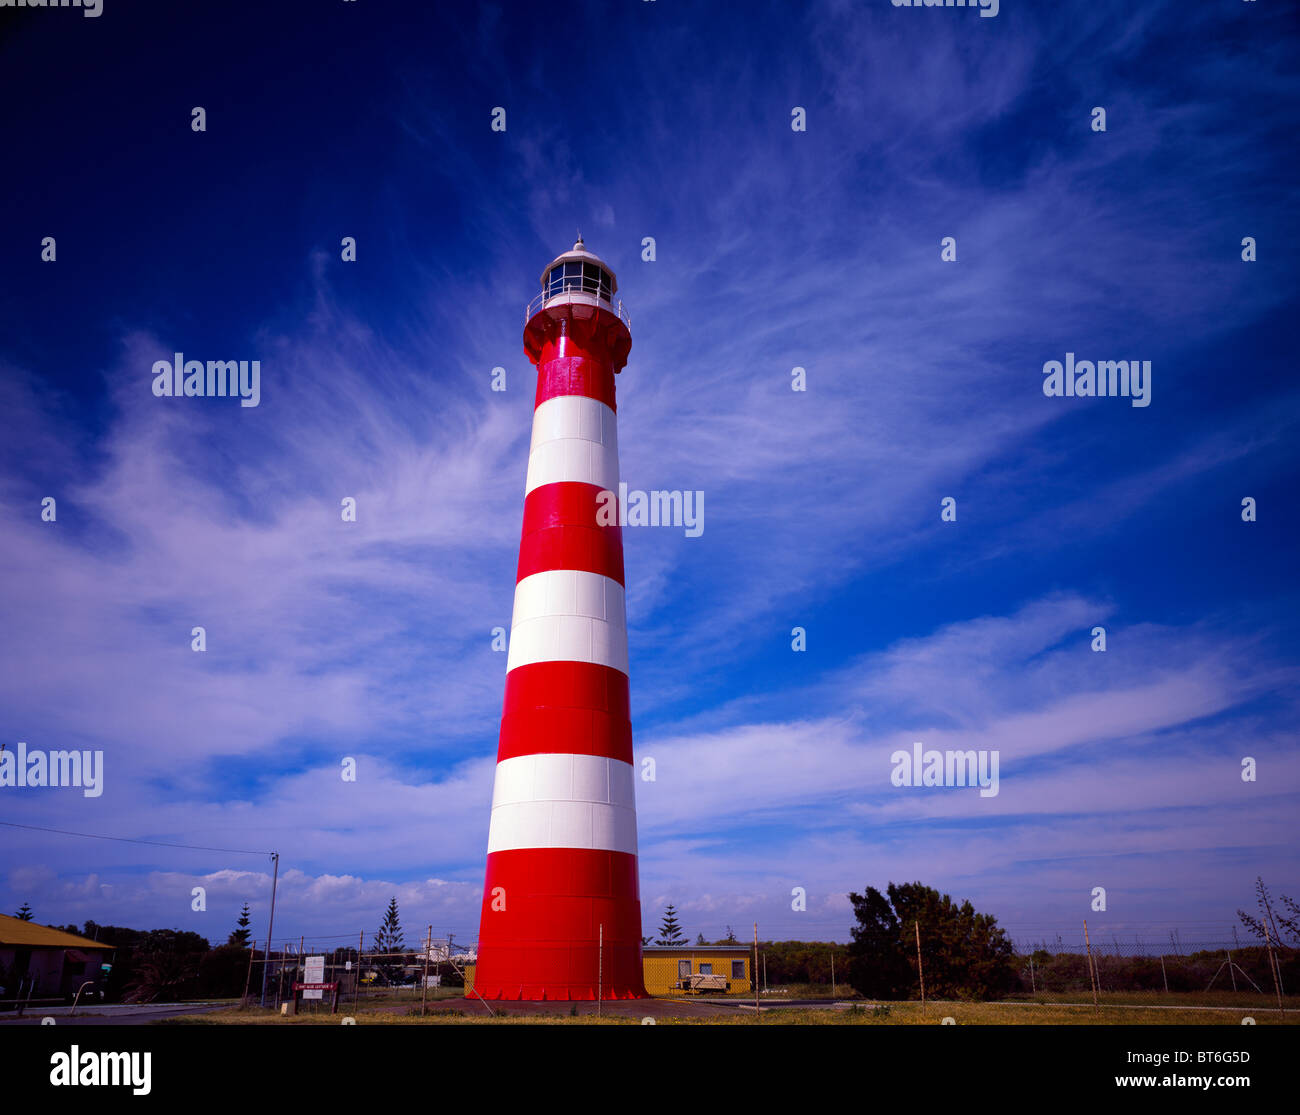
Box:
(163, 999), (1299, 1026)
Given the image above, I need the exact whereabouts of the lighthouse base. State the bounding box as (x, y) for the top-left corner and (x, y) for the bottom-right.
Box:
(475, 847), (649, 1000)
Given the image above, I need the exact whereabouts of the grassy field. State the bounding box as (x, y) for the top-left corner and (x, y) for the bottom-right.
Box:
(166, 996), (1300, 1025)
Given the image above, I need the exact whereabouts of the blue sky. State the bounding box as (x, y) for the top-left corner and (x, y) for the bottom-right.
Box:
(1, 0), (1297, 953)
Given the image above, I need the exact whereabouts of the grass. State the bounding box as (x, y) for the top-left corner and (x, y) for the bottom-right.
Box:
(163, 999), (1300, 1025)
(1008, 989), (1300, 1011)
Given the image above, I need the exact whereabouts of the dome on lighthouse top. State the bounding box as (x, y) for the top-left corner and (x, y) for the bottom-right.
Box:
(538, 234), (619, 302)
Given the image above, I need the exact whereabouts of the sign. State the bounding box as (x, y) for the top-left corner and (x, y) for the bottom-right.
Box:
(303, 956), (326, 1000)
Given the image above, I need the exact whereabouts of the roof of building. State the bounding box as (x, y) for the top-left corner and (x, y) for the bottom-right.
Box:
(641, 944), (750, 952)
(0, 913), (113, 950)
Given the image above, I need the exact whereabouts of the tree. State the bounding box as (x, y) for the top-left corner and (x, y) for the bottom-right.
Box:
(372, 897), (405, 985)
(722, 926), (740, 944)
(847, 882), (1016, 1000)
(656, 904), (686, 946)
(14, 903), (33, 922)
(847, 886), (911, 998)
(1238, 876), (1299, 948)
(124, 929), (209, 1003)
(696, 932), (707, 945)
(227, 902), (252, 948)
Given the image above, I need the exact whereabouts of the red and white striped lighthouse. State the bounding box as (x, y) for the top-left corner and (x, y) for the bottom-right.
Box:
(473, 238), (648, 1000)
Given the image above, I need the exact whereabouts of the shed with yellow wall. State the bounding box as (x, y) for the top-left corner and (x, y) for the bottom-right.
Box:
(463, 945), (752, 998)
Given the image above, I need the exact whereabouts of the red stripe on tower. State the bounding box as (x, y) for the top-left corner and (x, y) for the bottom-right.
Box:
(474, 238), (647, 1000)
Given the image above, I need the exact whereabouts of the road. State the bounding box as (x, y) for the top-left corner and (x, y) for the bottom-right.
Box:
(0, 1002), (230, 1026)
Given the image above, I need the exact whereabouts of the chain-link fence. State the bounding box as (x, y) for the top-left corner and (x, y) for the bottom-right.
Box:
(240, 933), (473, 1015)
(1009, 934), (1297, 1007)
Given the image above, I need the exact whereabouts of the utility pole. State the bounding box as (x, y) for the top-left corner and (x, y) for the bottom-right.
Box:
(258, 851), (280, 1008)
(421, 925), (432, 1016)
(753, 923), (759, 1015)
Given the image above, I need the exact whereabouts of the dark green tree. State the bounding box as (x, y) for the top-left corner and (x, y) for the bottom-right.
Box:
(14, 903), (33, 922)
(656, 904), (686, 946)
(696, 932), (707, 945)
(848, 882), (1016, 1000)
(372, 897), (405, 985)
(227, 902), (253, 948)
(124, 929), (210, 1002)
(847, 886), (911, 998)
(722, 926), (740, 944)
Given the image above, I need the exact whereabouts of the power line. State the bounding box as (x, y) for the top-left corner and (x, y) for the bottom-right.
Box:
(0, 820), (273, 857)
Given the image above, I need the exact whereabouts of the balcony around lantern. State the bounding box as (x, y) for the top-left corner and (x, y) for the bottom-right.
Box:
(526, 262), (631, 330)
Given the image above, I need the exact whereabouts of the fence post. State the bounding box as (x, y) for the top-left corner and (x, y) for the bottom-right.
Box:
(1083, 920), (1099, 1014)
(354, 931), (363, 1014)
(1261, 916), (1284, 1013)
(915, 920), (925, 1012)
(241, 944), (256, 1007)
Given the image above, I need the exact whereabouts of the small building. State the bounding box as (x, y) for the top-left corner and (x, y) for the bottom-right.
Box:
(642, 946), (751, 996)
(0, 914), (114, 1004)
(463, 944), (752, 998)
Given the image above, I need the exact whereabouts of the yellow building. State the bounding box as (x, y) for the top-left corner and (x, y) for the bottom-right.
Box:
(464, 945), (752, 998)
(641, 946), (751, 996)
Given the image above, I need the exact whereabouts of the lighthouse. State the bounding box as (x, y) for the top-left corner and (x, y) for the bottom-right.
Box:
(473, 238), (648, 1000)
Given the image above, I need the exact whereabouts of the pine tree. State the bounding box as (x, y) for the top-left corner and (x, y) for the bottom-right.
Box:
(657, 904), (686, 946)
(696, 932), (707, 945)
(227, 902), (252, 948)
(372, 897), (405, 985)
(14, 903), (33, 922)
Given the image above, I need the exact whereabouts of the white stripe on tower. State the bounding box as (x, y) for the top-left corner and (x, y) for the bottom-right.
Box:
(524, 395), (620, 496)
(487, 753), (638, 854)
(505, 569), (628, 674)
